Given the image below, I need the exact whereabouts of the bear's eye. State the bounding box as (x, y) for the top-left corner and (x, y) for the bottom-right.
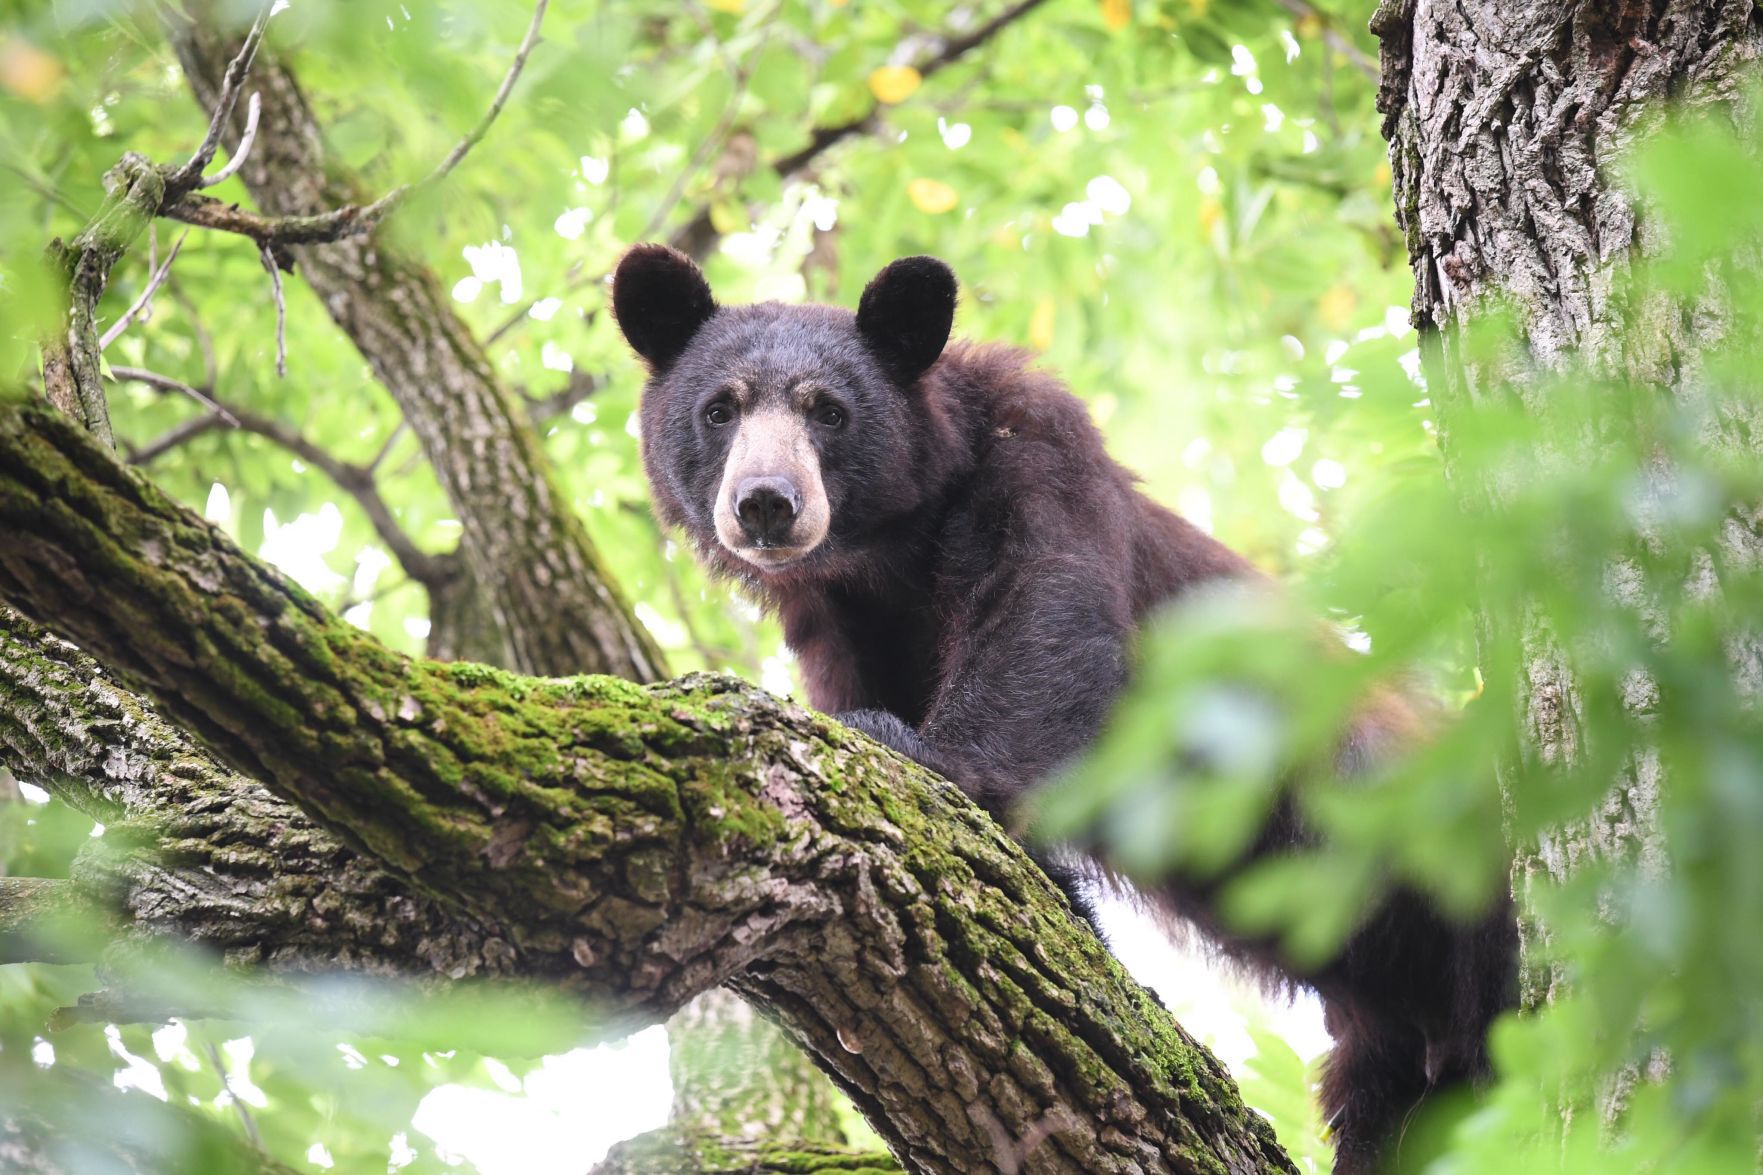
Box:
(704, 401), (735, 427)
(813, 403), (847, 429)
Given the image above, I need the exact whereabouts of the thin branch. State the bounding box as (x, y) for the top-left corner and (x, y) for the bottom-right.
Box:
(259, 244), (286, 377)
(2, 161), (92, 220)
(109, 367), (446, 584)
(203, 1038), (264, 1152)
(197, 91), (262, 189)
(166, 0), (276, 194)
(106, 365), (238, 426)
(160, 0), (548, 249)
(1275, 0), (1379, 81)
(487, 0), (1046, 345)
(127, 411), (227, 465)
(524, 371), (603, 424)
(365, 420), (407, 474)
(419, 0), (549, 189)
(99, 229), (189, 350)
(770, 0), (1049, 180)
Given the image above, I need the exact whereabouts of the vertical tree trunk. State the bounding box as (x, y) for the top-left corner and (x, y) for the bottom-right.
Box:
(1373, 0), (1763, 1002)
(167, 6), (664, 683)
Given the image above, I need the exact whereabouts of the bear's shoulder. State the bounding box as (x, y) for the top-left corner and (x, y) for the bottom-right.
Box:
(931, 340), (1124, 485)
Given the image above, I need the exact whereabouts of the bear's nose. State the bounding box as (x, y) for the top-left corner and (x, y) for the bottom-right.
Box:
(734, 477), (801, 547)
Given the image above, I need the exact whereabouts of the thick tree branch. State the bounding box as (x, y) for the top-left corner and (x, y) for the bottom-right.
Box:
(0, 607), (556, 984)
(0, 877), (108, 964)
(0, 405), (1293, 1173)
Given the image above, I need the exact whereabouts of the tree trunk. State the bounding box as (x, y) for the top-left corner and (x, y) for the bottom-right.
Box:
(164, 5), (663, 684)
(1373, 0), (1763, 1001)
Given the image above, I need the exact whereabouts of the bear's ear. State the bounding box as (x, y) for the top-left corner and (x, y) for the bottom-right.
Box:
(612, 244), (717, 368)
(856, 256), (957, 386)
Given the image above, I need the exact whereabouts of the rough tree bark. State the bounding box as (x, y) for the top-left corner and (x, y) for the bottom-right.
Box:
(1372, 0), (1763, 1003)
(0, 404), (1293, 1173)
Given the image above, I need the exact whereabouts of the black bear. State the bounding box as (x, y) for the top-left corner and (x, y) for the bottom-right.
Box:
(612, 243), (1517, 1173)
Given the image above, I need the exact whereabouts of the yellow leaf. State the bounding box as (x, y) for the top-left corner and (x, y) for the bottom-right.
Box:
(1295, 12), (1323, 38)
(1100, 0), (1131, 32)
(709, 200), (748, 235)
(1198, 197), (1224, 237)
(1373, 161), (1393, 187)
(1028, 298), (1056, 352)
(907, 178), (959, 215)
(0, 38), (64, 103)
(707, 0), (745, 11)
(868, 65), (922, 105)
(1318, 282), (1358, 332)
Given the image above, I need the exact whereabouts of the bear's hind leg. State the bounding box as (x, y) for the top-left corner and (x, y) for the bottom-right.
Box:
(1320, 1005), (1430, 1175)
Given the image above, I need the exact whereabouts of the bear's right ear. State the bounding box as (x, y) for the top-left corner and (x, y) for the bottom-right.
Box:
(856, 256), (957, 387)
(612, 244), (717, 368)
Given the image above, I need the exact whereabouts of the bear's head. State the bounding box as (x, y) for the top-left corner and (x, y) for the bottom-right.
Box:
(612, 243), (958, 577)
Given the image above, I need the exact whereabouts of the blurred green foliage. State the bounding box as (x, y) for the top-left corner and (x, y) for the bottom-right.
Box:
(1038, 92), (1763, 1173)
(2, 0), (1758, 1171)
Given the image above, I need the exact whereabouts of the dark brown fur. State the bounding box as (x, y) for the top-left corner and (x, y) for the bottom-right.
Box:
(614, 245), (1517, 1173)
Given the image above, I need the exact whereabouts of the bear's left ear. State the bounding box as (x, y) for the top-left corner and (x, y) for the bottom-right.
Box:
(612, 244), (717, 369)
(856, 256), (957, 387)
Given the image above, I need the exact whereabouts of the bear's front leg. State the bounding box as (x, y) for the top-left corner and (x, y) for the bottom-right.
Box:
(835, 708), (959, 779)
(835, 706), (1104, 934)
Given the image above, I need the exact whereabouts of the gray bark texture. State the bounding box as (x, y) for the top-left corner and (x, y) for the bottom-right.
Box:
(1372, 0), (1763, 1005)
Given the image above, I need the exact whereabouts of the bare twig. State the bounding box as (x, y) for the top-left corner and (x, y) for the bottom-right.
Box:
(160, 0), (549, 249)
(1275, 0), (1379, 81)
(202, 1038), (264, 1152)
(106, 364), (239, 426)
(259, 245), (286, 377)
(99, 230), (189, 350)
(197, 92), (262, 189)
(127, 411), (228, 465)
(167, 0), (276, 194)
(365, 421), (407, 474)
(420, 0), (549, 189)
(113, 367), (447, 584)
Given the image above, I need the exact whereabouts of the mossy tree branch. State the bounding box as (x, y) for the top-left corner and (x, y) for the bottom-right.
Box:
(0, 403), (1293, 1173)
(0, 606), (562, 984)
(40, 154), (165, 451)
